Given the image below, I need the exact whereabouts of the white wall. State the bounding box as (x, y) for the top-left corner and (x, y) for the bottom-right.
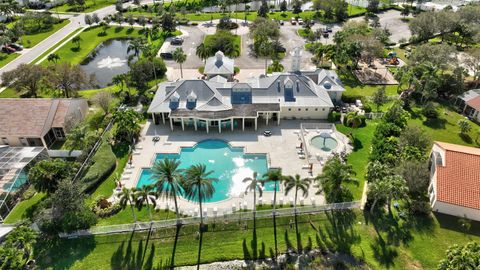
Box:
(432, 201), (480, 222)
(280, 106), (331, 119)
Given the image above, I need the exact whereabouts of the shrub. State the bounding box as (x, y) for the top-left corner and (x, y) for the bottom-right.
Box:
(91, 196), (122, 218)
(422, 102), (439, 119)
(328, 112), (341, 123)
(80, 142), (116, 192)
(217, 17), (239, 30)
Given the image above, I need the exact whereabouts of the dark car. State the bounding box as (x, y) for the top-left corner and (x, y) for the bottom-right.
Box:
(263, 130), (272, 137)
(1, 46), (15, 53)
(326, 26), (332, 32)
(322, 32), (329, 38)
(9, 43), (23, 51)
(170, 37), (184, 45)
(160, 52), (173, 59)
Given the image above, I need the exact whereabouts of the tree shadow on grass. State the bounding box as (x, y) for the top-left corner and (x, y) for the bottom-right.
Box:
(115, 26), (124, 33)
(370, 236), (398, 267)
(108, 230), (154, 269)
(170, 224), (182, 269)
(324, 210), (360, 253)
(70, 47), (80, 53)
(435, 212), (480, 237)
(351, 136), (363, 151)
(369, 212), (412, 247)
(422, 118), (447, 130)
(126, 28), (134, 35)
(459, 133), (473, 144)
(35, 236), (96, 269)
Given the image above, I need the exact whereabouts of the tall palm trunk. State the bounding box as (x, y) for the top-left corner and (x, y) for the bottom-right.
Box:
(273, 181), (278, 259)
(180, 63), (184, 78)
(129, 198), (137, 222)
(173, 190), (180, 224)
(197, 189), (203, 270)
(294, 188), (301, 253)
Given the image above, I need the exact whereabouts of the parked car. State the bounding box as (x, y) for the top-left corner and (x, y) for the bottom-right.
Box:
(278, 20), (284, 26)
(170, 37), (184, 45)
(263, 130), (272, 137)
(297, 18), (304, 25)
(160, 52), (173, 59)
(322, 31), (329, 38)
(9, 43), (23, 51)
(1, 46), (15, 53)
(326, 26), (332, 32)
(290, 18), (296, 25)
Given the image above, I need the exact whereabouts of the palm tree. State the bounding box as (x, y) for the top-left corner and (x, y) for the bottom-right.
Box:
(151, 158), (184, 224)
(243, 172), (263, 224)
(284, 174), (311, 252)
(141, 44), (159, 84)
(134, 184), (157, 221)
(183, 164), (217, 270)
(196, 43), (211, 65)
(72, 36), (82, 49)
(47, 53), (60, 63)
(118, 187), (138, 223)
(258, 40), (272, 75)
(316, 155), (356, 203)
(127, 38), (146, 58)
(262, 168), (283, 258)
(173, 47), (187, 79)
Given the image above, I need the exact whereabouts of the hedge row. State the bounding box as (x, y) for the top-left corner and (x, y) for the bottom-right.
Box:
(80, 142), (116, 193)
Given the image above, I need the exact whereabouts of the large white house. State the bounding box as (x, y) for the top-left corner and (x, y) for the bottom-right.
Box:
(428, 141), (480, 221)
(147, 70), (345, 132)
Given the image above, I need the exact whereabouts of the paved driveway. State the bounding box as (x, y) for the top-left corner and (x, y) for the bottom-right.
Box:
(350, 9), (412, 43)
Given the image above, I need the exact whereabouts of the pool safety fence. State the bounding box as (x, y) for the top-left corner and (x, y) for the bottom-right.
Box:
(299, 123), (349, 163)
(59, 201), (361, 238)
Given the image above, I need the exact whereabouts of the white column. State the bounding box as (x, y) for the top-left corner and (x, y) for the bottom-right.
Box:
(152, 113), (157, 124)
(242, 118), (245, 131)
(218, 120), (221, 133)
(231, 118), (234, 131)
(266, 112), (269, 125)
(277, 112), (281, 125)
(169, 117), (173, 131)
(254, 118), (257, 131)
(181, 118), (185, 131)
(206, 120), (209, 133)
(162, 113), (166, 124)
(194, 118), (197, 131)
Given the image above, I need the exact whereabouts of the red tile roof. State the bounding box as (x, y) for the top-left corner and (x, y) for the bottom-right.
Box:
(466, 96), (480, 111)
(435, 141), (480, 209)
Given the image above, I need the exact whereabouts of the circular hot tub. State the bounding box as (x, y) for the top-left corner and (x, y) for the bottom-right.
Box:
(311, 133), (338, 152)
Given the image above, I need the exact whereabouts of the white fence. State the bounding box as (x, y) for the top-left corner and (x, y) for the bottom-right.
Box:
(364, 112), (384, 119)
(59, 201), (361, 238)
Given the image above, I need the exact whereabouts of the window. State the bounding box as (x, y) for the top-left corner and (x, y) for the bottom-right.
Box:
(288, 108), (291, 111)
(322, 108), (325, 111)
(19, 138), (28, 146)
(315, 108), (318, 111)
(53, 128), (65, 139)
(305, 108), (308, 111)
(298, 108), (301, 111)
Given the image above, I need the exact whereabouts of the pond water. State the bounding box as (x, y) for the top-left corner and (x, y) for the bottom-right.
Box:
(80, 39), (134, 89)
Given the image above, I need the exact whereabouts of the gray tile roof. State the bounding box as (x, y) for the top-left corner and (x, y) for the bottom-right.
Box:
(148, 70), (339, 114)
(204, 51), (234, 75)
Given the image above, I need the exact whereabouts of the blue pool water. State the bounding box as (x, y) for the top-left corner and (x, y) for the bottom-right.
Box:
(137, 140), (275, 202)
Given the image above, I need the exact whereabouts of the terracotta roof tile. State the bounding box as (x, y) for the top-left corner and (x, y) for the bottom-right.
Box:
(435, 142), (480, 209)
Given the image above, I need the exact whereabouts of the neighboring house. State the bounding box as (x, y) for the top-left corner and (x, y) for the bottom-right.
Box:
(148, 70), (344, 132)
(428, 141), (480, 221)
(0, 98), (88, 148)
(456, 89), (480, 122)
(204, 51), (235, 81)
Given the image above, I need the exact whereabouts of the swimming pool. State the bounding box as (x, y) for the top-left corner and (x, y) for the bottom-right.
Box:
(136, 140), (275, 202)
(311, 134), (338, 152)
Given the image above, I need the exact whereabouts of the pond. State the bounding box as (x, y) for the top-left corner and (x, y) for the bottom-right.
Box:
(80, 39), (135, 89)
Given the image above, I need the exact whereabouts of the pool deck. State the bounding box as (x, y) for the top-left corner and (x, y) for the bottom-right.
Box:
(117, 120), (348, 216)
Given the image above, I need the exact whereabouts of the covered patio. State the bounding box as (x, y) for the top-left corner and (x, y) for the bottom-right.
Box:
(152, 104), (281, 133)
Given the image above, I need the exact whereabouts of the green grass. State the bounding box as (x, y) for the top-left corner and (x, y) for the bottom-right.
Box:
(33, 27), (84, 64)
(0, 53), (19, 69)
(33, 210), (480, 269)
(43, 26), (143, 66)
(96, 208), (179, 226)
(53, 0), (116, 13)
(18, 19), (70, 48)
(336, 120), (379, 200)
(338, 68), (399, 100)
(125, 5), (366, 22)
(4, 193), (46, 224)
(407, 104), (480, 147)
(88, 143), (130, 203)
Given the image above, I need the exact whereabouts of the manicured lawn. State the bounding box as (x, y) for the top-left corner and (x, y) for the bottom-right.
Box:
(4, 193), (46, 224)
(407, 104), (480, 147)
(336, 120), (379, 200)
(44, 26), (143, 66)
(339, 68), (399, 100)
(34, 210), (480, 269)
(18, 19), (70, 48)
(0, 53), (19, 69)
(33, 27), (84, 64)
(53, 0), (116, 13)
(96, 208), (179, 226)
(125, 5), (366, 22)
(88, 143), (129, 203)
